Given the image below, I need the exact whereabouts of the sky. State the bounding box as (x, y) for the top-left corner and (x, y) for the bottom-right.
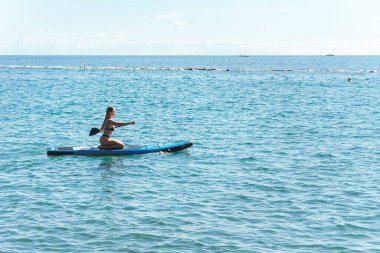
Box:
(0, 0), (379, 55)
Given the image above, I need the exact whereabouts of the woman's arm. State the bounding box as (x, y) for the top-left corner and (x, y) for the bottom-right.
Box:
(109, 120), (135, 127)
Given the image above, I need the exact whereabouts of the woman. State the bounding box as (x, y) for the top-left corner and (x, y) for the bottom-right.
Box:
(98, 106), (135, 150)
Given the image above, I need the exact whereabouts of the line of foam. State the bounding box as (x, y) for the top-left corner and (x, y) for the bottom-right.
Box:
(0, 65), (378, 73)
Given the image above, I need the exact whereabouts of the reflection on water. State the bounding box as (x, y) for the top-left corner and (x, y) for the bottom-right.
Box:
(97, 156), (125, 193)
(98, 156), (124, 170)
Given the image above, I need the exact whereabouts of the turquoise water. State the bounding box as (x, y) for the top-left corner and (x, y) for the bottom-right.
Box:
(1, 56), (379, 252)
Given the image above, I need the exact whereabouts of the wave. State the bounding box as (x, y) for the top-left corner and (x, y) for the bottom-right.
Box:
(0, 65), (378, 73)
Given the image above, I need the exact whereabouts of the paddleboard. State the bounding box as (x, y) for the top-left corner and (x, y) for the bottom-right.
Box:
(47, 140), (193, 156)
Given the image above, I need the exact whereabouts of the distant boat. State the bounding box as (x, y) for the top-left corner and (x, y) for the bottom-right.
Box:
(239, 54), (249, 57)
(326, 54), (335, 56)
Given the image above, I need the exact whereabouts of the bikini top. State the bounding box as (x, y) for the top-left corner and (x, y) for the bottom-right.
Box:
(103, 120), (115, 136)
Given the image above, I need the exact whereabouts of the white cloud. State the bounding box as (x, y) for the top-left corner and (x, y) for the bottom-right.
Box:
(137, 12), (187, 32)
(2, 33), (380, 55)
(160, 21), (188, 31)
(154, 12), (177, 20)
(84, 33), (107, 39)
(47, 32), (68, 39)
(171, 21), (187, 29)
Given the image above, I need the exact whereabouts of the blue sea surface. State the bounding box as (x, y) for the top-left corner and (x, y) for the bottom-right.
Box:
(0, 56), (379, 252)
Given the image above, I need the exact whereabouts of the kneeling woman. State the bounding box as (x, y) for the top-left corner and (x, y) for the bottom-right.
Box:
(99, 106), (135, 149)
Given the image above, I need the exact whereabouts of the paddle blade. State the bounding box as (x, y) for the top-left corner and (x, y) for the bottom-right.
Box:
(89, 128), (100, 136)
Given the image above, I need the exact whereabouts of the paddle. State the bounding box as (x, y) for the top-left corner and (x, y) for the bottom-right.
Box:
(89, 128), (100, 136)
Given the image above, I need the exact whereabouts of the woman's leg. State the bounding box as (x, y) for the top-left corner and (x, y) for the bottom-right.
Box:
(99, 138), (125, 149)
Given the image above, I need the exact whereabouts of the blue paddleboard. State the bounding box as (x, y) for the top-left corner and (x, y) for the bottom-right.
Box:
(47, 140), (193, 156)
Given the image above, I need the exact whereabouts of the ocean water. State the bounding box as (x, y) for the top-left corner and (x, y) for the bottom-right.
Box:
(0, 55), (379, 252)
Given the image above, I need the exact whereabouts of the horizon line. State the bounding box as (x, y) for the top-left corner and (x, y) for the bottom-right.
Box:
(1, 54), (379, 57)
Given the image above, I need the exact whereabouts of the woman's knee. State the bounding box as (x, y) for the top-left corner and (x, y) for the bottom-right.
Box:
(111, 139), (125, 149)
(119, 142), (125, 149)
